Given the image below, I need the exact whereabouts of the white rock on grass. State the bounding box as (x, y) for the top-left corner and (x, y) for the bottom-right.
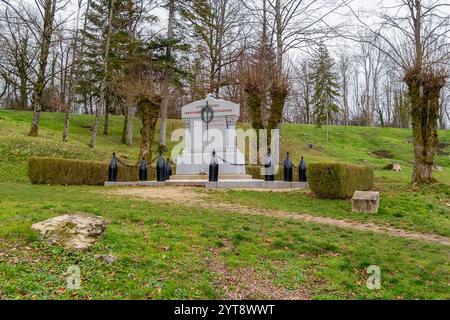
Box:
(31, 213), (108, 250)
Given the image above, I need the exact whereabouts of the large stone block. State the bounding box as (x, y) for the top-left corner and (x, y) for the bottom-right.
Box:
(32, 213), (108, 250)
(352, 191), (380, 213)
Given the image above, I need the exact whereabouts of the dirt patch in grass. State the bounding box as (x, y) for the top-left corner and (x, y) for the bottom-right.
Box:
(437, 143), (450, 156)
(371, 150), (394, 159)
(107, 186), (207, 205)
(107, 187), (450, 246)
(206, 248), (310, 300)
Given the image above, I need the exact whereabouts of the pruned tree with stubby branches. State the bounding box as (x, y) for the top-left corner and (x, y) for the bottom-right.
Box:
(113, 54), (162, 162)
(346, 0), (450, 184)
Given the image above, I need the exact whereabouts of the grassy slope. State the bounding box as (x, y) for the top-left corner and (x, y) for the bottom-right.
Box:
(0, 110), (182, 182)
(236, 123), (450, 236)
(0, 110), (449, 299)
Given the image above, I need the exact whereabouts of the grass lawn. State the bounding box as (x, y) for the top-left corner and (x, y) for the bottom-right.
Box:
(0, 110), (449, 299)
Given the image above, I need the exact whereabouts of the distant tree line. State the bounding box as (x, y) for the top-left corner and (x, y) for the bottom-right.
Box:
(0, 0), (449, 183)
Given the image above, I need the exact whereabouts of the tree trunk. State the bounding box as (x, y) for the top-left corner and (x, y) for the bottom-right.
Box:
(29, 0), (57, 136)
(89, 94), (93, 114)
(407, 1), (445, 184)
(89, 0), (115, 148)
(138, 99), (160, 161)
(122, 105), (133, 146)
(19, 75), (27, 109)
(159, 0), (174, 151)
(103, 97), (110, 135)
(247, 86), (263, 131)
(139, 109), (151, 161)
(63, 0), (84, 142)
(268, 79), (288, 131)
(126, 106), (133, 146)
(275, 0), (283, 79)
(122, 107), (128, 144)
(260, 0), (270, 121)
(406, 68), (445, 184)
(343, 73), (349, 126)
(215, 0), (227, 97)
(209, 60), (216, 93)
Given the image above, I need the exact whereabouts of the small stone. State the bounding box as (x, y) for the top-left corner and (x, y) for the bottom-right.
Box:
(31, 213), (108, 250)
(392, 164), (401, 172)
(433, 166), (443, 172)
(352, 191), (380, 214)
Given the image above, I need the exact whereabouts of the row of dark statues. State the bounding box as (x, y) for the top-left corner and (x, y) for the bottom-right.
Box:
(108, 150), (306, 183)
(108, 152), (172, 182)
(153, 153), (172, 181)
(207, 149), (307, 183)
(264, 150), (307, 182)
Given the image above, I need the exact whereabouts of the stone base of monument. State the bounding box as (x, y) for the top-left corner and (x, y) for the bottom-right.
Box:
(205, 181), (308, 189)
(175, 151), (247, 175)
(104, 181), (166, 187)
(169, 174), (253, 180)
(104, 180), (308, 189)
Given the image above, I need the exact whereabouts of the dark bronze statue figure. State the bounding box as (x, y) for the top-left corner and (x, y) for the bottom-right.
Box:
(156, 151), (166, 182)
(165, 158), (172, 180)
(299, 156), (307, 182)
(108, 153), (118, 182)
(283, 152), (293, 182)
(209, 150), (219, 182)
(139, 157), (147, 181)
(264, 148), (275, 181)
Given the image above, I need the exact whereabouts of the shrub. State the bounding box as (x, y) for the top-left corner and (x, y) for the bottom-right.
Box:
(28, 157), (148, 185)
(308, 163), (374, 199)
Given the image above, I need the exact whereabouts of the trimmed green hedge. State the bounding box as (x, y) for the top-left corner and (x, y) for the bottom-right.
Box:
(307, 163), (374, 199)
(28, 157), (144, 185)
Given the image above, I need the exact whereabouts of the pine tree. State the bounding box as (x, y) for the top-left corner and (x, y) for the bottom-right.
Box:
(149, 0), (190, 151)
(311, 45), (340, 128)
(79, 0), (107, 98)
(77, 0), (139, 142)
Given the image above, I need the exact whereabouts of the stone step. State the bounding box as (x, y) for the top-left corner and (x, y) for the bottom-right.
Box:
(104, 180), (308, 189)
(169, 174), (253, 180)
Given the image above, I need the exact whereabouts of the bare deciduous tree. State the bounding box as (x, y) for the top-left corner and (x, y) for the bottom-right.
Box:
(63, 0), (84, 142)
(347, 0), (449, 183)
(338, 51), (352, 125)
(88, 0), (115, 148)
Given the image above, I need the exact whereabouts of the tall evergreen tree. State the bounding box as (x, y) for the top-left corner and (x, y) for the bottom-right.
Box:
(150, 1), (190, 151)
(78, 0), (107, 101)
(311, 45), (340, 128)
(78, 0), (139, 143)
(87, 0), (115, 148)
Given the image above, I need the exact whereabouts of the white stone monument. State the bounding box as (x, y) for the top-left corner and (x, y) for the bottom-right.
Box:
(172, 94), (251, 180)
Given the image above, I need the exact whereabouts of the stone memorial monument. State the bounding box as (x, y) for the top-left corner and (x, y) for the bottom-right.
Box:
(172, 94), (251, 180)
